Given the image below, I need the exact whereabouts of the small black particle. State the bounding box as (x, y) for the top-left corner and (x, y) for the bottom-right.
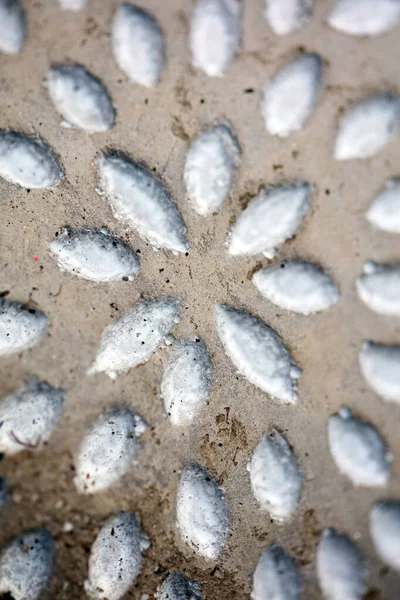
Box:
(28, 308), (36, 314)
(244, 88), (254, 94)
(144, 98), (148, 104)
(165, 279), (170, 283)
(200, 98), (205, 104)
(325, 188), (330, 195)
(26, 189), (31, 193)
(122, 276), (129, 281)
(159, 268), (164, 272)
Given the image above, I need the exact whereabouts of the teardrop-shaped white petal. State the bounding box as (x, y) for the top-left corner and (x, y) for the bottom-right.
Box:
(176, 463), (229, 559)
(248, 430), (301, 520)
(264, 0), (311, 34)
(190, 0), (241, 77)
(252, 545), (300, 600)
(0, 131), (63, 189)
(334, 94), (400, 160)
(111, 3), (164, 87)
(356, 261), (400, 316)
(157, 572), (202, 600)
(98, 153), (188, 253)
(47, 64), (114, 132)
(0, 299), (48, 356)
(367, 178), (400, 232)
(58, 0), (87, 10)
(0, 529), (54, 600)
(74, 408), (146, 494)
(161, 338), (212, 426)
(370, 501), (400, 572)
(328, 0), (400, 36)
(88, 297), (181, 378)
(228, 182), (310, 257)
(359, 341), (400, 404)
(215, 304), (300, 403)
(184, 125), (241, 216)
(317, 528), (367, 600)
(261, 53), (322, 137)
(85, 512), (149, 600)
(0, 379), (65, 456)
(0, 0), (25, 54)
(50, 227), (140, 282)
(253, 260), (339, 314)
(328, 406), (390, 487)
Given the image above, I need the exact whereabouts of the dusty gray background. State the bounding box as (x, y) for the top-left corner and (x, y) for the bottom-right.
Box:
(0, 0), (400, 598)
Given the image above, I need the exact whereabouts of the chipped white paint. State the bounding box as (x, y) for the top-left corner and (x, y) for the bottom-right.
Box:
(356, 261), (400, 316)
(252, 544), (300, 600)
(328, 406), (390, 487)
(161, 338), (212, 425)
(50, 227), (140, 282)
(85, 512), (149, 600)
(359, 341), (400, 404)
(328, 0), (400, 36)
(228, 182), (310, 257)
(111, 3), (164, 87)
(98, 153), (188, 253)
(253, 260), (339, 315)
(367, 178), (400, 233)
(58, 0), (88, 11)
(261, 53), (322, 137)
(157, 572), (201, 600)
(0, 379), (65, 455)
(74, 408), (146, 494)
(370, 501), (400, 572)
(265, 0), (311, 35)
(88, 297), (181, 378)
(317, 528), (367, 600)
(215, 304), (300, 403)
(334, 94), (400, 160)
(176, 463), (229, 559)
(0, 0), (25, 54)
(0, 529), (54, 600)
(0, 131), (63, 189)
(0, 298), (48, 357)
(47, 64), (114, 132)
(184, 125), (241, 216)
(190, 0), (241, 77)
(248, 430), (301, 521)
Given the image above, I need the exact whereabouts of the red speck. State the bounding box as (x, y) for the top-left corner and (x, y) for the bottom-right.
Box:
(34, 256), (38, 261)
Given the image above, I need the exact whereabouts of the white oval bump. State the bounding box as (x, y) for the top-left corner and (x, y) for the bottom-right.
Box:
(317, 528), (367, 600)
(190, 0), (241, 77)
(359, 341), (400, 404)
(252, 544), (301, 600)
(47, 64), (115, 133)
(261, 53), (323, 137)
(50, 227), (140, 282)
(328, 0), (400, 36)
(161, 338), (212, 426)
(228, 182), (310, 257)
(265, 0), (311, 35)
(157, 572), (201, 600)
(367, 178), (400, 233)
(0, 298), (48, 356)
(0, 529), (54, 600)
(0, 0), (25, 54)
(334, 94), (400, 160)
(0, 379), (65, 455)
(253, 260), (339, 315)
(370, 501), (400, 572)
(184, 125), (241, 216)
(356, 261), (400, 316)
(89, 297), (181, 378)
(98, 152), (188, 253)
(58, 0), (87, 11)
(215, 304), (300, 403)
(176, 463), (229, 559)
(74, 408), (146, 494)
(0, 131), (63, 189)
(111, 3), (164, 87)
(85, 512), (149, 600)
(249, 430), (301, 521)
(328, 406), (390, 487)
